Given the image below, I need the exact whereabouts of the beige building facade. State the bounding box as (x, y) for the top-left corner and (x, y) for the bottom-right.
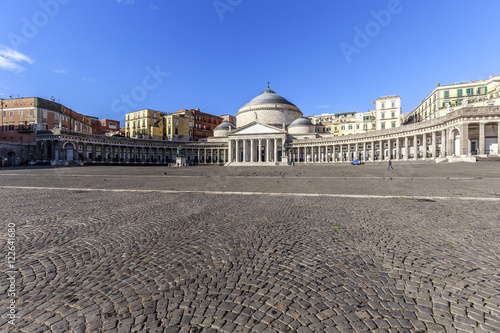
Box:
(405, 75), (500, 124)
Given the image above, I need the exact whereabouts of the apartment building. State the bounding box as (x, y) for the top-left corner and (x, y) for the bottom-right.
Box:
(0, 97), (93, 144)
(125, 109), (166, 139)
(404, 75), (500, 124)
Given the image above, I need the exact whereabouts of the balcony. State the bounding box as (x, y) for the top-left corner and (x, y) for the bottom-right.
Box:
(17, 125), (35, 133)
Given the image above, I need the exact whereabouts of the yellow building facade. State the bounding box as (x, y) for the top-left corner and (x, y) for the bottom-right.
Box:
(165, 111), (193, 141)
(125, 109), (166, 139)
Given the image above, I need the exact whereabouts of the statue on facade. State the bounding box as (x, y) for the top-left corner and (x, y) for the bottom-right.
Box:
(282, 142), (288, 157)
(176, 145), (184, 157)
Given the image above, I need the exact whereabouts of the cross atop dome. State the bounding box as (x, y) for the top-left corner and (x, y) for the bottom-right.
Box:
(267, 81), (270, 89)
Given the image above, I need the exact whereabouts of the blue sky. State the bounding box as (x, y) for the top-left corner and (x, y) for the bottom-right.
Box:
(1, 0), (499, 123)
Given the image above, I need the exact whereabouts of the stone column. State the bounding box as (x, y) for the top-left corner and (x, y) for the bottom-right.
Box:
(378, 140), (382, 161)
(413, 135), (418, 160)
(387, 139), (391, 159)
(243, 139), (247, 163)
(371, 142), (374, 162)
(479, 122), (485, 156)
(441, 130), (446, 157)
(395, 139), (399, 160)
(460, 123), (469, 156)
(236, 140), (240, 162)
(266, 138), (270, 162)
(422, 133), (427, 160)
(250, 139), (254, 162)
(211, 148), (214, 163)
(404, 137), (408, 160)
(203, 148), (207, 164)
(431, 132), (436, 159)
(258, 139), (262, 162)
(274, 138), (278, 163)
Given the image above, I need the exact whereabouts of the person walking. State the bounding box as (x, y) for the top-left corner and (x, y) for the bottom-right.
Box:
(388, 159), (393, 170)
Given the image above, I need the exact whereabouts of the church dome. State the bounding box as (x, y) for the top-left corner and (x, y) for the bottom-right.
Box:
(213, 121), (235, 137)
(214, 122), (234, 130)
(241, 88), (298, 109)
(236, 85), (302, 129)
(288, 117), (313, 127)
(288, 117), (314, 135)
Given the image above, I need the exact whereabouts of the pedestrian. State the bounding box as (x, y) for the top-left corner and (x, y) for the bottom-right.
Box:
(388, 159), (393, 170)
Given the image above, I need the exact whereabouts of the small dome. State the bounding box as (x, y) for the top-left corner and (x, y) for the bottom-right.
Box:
(214, 122), (235, 131)
(289, 117), (313, 127)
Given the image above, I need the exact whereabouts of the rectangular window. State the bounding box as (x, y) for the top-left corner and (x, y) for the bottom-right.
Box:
(466, 88), (473, 96)
(356, 125), (359, 129)
(392, 122), (396, 128)
(10, 110), (14, 117)
(381, 113), (385, 119)
(485, 86), (487, 94)
(457, 89), (462, 97)
(19, 109), (23, 117)
(444, 91), (449, 98)
(391, 112), (395, 118)
(381, 123), (385, 129)
(2, 111), (6, 117)
(477, 87), (481, 95)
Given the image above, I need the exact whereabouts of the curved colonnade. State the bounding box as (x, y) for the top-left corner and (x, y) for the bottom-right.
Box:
(35, 106), (500, 165)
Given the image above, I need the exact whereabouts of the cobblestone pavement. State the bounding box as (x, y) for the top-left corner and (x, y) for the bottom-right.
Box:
(0, 162), (499, 332)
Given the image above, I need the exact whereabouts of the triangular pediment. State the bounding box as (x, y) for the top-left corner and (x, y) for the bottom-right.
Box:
(229, 122), (285, 136)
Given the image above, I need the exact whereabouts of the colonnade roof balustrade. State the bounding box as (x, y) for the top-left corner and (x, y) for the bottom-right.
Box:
(291, 106), (500, 146)
(36, 129), (228, 148)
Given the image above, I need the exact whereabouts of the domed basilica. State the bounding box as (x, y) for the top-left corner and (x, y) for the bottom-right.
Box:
(209, 84), (319, 165)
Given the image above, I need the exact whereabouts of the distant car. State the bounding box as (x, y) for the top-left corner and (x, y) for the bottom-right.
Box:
(351, 159), (364, 165)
